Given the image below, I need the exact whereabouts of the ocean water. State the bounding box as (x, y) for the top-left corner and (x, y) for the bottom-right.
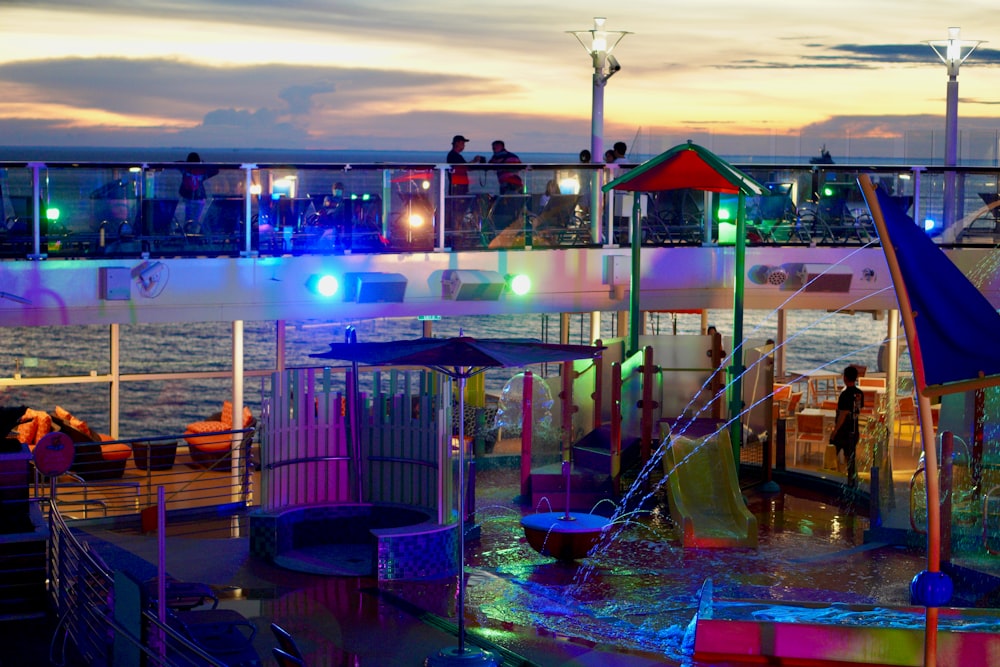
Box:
(0, 308), (896, 439)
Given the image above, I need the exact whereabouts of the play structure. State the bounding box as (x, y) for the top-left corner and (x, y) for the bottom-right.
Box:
(662, 425), (758, 548)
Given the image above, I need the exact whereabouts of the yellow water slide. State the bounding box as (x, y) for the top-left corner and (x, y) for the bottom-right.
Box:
(662, 429), (758, 548)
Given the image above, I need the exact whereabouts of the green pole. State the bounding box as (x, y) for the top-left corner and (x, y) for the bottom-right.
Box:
(628, 193), (641, 355)
(729, 191), (747, 466)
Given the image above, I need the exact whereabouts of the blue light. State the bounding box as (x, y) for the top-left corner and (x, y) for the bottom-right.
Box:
(306, 274), (339, 297)
(924, 218), (936, 232)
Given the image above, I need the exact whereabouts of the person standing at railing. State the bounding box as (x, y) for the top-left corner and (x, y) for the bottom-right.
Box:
(488, 140), (523, 195)
(446, 136), (484, 242)
(446, 135), (484, 197)
(178, 152), (218, 229)
(487, 140), (524, 235)
(612, 141), (629, 164)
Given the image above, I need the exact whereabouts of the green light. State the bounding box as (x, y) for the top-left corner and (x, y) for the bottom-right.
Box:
(509, 274), (531, 296)
(717, 206), (731, 221)
(823, 186), (835, 197)
(718, 222), (737, 245)
(45, 207), (60, 221)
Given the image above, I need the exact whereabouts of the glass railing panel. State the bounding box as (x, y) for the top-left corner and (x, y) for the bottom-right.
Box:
(0, 164), (35, 258)
(139, 162), (251, 257)
(0, 324), (110, 378)
(255, 163), (386, 255)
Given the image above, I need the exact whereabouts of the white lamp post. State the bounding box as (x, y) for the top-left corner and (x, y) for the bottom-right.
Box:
(570, 17), (630, 243)
(925, 27), (982, 231)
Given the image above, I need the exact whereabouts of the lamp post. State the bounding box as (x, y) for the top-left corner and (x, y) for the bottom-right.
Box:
(570, 17), (630, 244)
(925, 27), (982, 232)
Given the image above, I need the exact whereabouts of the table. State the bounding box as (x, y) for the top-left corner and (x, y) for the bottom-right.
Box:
(787, 370), (841, 407)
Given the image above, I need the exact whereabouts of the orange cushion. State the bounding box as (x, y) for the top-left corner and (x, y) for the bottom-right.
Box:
(16, 418), (36, 446)
(220, 401), (253, 430)
(100, 441), (132, 461)
(54, 406), (93, 440)
(16, 409), (53, 446)
(183, 420), (230, 450)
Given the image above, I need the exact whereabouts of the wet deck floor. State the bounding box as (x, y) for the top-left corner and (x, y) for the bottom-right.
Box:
(18, 465), (1000, 666)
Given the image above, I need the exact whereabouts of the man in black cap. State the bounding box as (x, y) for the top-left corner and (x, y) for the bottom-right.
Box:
(445, 136), (484, 246)
(446, 135), (483, 196)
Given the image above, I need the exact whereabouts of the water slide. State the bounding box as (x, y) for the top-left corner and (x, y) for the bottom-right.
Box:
(662, 427), (758, 548)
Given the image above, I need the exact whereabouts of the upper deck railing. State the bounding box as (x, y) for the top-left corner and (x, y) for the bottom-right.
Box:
(2, 160), (1000, 260)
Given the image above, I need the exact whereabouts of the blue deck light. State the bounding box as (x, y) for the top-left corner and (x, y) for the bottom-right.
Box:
(306, 274), (339, 298)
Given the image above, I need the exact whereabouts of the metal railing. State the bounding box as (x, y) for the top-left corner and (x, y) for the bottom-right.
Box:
(46, 497), (232, 666)
(4, 160), (1000, 260)
(32, 425), (256, 522)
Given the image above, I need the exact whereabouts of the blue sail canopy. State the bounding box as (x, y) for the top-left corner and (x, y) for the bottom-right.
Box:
(870, 185), (1000, 396)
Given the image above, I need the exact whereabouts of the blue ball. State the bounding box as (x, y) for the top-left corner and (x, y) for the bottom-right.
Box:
(910, 570), (953, 607)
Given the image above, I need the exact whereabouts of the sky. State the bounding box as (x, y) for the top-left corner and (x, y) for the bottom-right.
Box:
(2, 1), (1000, 161)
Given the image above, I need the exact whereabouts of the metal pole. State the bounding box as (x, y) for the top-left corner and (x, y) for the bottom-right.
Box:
(943, 76), (958, 231)
(590, 69), (604, 244)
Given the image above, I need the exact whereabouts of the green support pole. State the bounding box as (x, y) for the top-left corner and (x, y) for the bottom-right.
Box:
(729, 192), (747, 466)
(628, 194), (641, 355)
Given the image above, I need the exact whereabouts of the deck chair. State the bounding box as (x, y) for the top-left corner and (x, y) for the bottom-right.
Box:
(530, 194), (582, 246)
(755, 194), (809, 244)
(643, 190), (702, 245)
(270, 623), (304, 662)
(794, 412), (830, 466)
(171, 608), (259, 667)
(273, 647), (306, 667)
(815, 196), (867, 244)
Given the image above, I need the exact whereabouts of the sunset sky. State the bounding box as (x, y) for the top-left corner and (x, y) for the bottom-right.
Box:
(2, 1), (1000, 160)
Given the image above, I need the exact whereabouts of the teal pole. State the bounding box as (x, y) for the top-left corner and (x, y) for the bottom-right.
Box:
(730, 192), (747, 465)
(628, 193), (641, 355)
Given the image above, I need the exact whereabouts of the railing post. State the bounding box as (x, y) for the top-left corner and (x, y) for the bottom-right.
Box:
(940, 431), (954, 564)
(519, 371), (533, 502)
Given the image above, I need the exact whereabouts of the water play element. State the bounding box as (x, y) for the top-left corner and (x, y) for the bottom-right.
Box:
(693, 584), (1000, 666)
(520, 461), (613, 560)
(520, 511), (611, 560)
(662, 425), (758, 548)
(493, 371), (554, 434)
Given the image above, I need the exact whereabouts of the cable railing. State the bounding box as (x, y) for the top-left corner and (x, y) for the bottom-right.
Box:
(46, 497), (233, 666)
(31, 424), (256, 523)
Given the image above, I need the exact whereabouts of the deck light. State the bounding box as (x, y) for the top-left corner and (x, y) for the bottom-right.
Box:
(507, 274), (531, 296)
(925, 27), (983, 230)
(306, 274), (339, 298)
(569, 17), (630, 242)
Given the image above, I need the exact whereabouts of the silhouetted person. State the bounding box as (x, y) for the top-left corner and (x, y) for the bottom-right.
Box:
(613, 141), (628, 164)
(830, 365), (864, 488)
(178, 152), (218, 226)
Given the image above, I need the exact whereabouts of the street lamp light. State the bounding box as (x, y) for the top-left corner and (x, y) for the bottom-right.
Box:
(569, 17), (630, 243)
(925, 27), (983, 231)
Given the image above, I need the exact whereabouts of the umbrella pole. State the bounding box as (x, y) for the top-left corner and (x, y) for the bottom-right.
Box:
(457, 373), (467, 654)
(426, 370), (499, 666)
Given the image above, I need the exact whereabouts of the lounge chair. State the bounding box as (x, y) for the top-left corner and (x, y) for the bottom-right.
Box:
(273, 647), (306, 667)
(184, 401), (255, 471)
(50, 408), (131, 481)
(270, 623), (305, 662)
(170, 607), (260, 667)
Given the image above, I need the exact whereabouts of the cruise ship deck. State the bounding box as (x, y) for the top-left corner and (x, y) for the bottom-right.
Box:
(3, 156), (1000, 665)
